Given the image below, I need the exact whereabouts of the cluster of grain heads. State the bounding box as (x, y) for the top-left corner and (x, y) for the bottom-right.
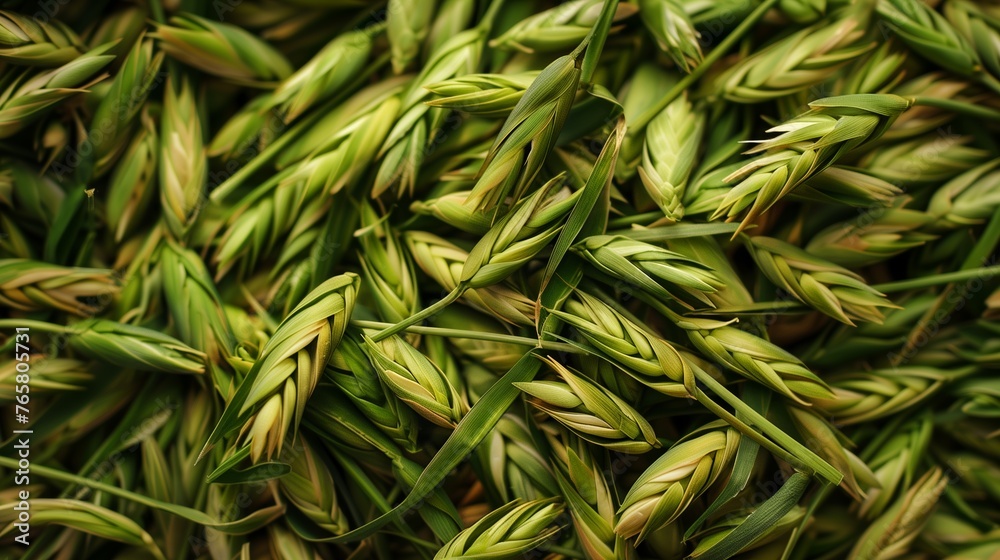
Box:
(2, 0), (999, 558)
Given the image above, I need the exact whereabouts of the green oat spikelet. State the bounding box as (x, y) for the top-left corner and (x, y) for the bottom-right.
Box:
(364, 332), (469, 428)
(516, 357), (659, 453)
(68, 319), (206, 375)
(747, 235), (896, 325)
(849, 468), (948, 560)
(0, 259), (117, 315)
(153, 13), (291, 86)
(713, 94), (911, 234)
(204, 273), (358, 463)
(159, 75), (206, 242)
(490, 0), (636, 53)
(88, 34), (163, 177)
(615, 422), (739, 543)
(435, 498), (565, 559)
(105, 106), (158, 242)
(278, 435), (349, 535)
(709, 14), (873, 103)
(638, 0), (703, 73)
(0, 499), (166, 560)
(0, 42), (115, 138)
(425, 72), (538, 118)
(405, 231), (536, 326)
(465, 52), (580, 211)
(549, 290), (693, 398)
(357, 201), (420, 325)
(671, 314), (835, 402)
(573, 235), (719, 308)
(638, 88), (704, 220)
(0, 10), (83, 66)
(388, 0), (436, 74)
(325, 331), (420, 453)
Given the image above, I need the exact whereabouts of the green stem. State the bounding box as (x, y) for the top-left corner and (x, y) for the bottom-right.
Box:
(978, 71), (1000, 97)
(632, 0), (781, 130)
(369, 285), (467, 342)
(872, 264), (1000, 293)
(579, 0), (620, 83)
(891, 209), (1000, 365)
(148, 0), (166, 24)
(0, 319), (73, 334)
(691, 300), (807, 315)
(476, 0), (505, 33)
(605, 211), (664, 229)
(607, 222), (741, 241)
(690, 365), (844, 486)
(350, 320), (583, 353)
(0, 456), (213, 524)
(910, 96), (1000, 121)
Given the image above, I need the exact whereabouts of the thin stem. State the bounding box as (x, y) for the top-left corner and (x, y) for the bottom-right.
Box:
(351, 320), (584, 353)
(607, 222), (741, 241)
(369, 285), (466, 342)
(979, 72), (1000, 97)
(910, 96), (1000, 121)
(476, 0), (505, 33)
(691, 300), (808, 315)
(0, 319), (73, 334)
(872, 264), (1000, 293)
(0, 456), (213, 523)
(605, 211), (664, 229)
(632, 0), (781, 130)
(580, 0), (620, 83)
(891, 208), (1000, 364)
(690, 365), (844, 486)
(148, 0), (166, 24)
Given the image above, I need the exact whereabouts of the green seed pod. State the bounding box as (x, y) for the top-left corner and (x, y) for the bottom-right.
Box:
(0, 258), (117, 315)
(747, 235), (897, 325)
(517, 357), (659, 453)
(364, 332), (468, 428)
(848, 468), (948, 560)
(0, 10), (83, 66)
(616, 423), (739, 543)
(153, 13), (292, 85)
(69, 319), (206, 375)
(435, 498), (565, 559)
(638, 0), (703, 73)
(714, 94), (911, 234)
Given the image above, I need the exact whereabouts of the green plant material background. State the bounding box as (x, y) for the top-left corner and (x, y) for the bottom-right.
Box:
(0, 0), (999, 559)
